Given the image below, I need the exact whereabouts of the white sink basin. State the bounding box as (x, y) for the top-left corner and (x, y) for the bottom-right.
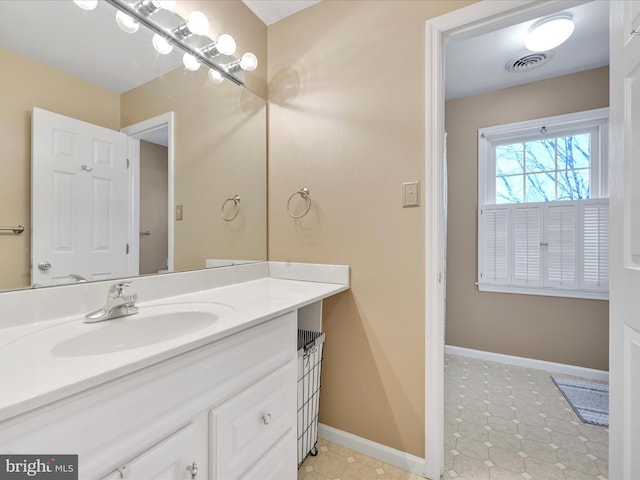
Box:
(50, 302), (232, 357)
(0, 302), (227, 359)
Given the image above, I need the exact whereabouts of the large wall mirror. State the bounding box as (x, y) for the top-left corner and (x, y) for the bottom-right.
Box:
(0, 0), (267, 292)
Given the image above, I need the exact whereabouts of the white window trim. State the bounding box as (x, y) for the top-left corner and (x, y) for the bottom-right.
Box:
(478, 283), (608, 300)
(478, 107), (609, 205)
(477, 108), (609, 301)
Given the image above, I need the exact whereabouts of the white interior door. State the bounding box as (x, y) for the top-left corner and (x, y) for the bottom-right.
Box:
(31, 107), (129, 286)
(609, 2), (640, 479)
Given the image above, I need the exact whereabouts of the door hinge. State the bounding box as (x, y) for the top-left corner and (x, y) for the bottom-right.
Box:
(126, 243), (130, 254)
(126, 158), (130, 169)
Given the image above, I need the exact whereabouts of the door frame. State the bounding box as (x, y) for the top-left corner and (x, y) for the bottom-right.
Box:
(121, 112), (175, 274)
(423, 1), (591, 478)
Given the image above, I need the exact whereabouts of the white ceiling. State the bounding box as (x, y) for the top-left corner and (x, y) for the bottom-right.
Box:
(242, 0), (321, 26)
(446, 1), (609, 100)
(241, 0), (609, 101)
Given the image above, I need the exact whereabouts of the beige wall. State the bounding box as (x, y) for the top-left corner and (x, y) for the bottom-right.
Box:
(139, 141), (169, 275)
(121, 67), (267, 271)
(268, 0), (476, 457)
(0, 47), (120, 291)
(445, 67), (610, 371)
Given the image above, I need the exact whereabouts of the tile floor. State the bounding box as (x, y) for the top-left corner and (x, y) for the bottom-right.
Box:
(298, 354), (608, 480)
(444, 354), (608, 480)
(298, 438), (424, 480)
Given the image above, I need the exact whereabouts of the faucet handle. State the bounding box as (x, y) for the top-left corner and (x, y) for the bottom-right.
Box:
(108, 281), (132, 298)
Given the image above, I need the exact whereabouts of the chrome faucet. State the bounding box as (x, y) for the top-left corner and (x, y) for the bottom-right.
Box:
(84, 282), (139, 323)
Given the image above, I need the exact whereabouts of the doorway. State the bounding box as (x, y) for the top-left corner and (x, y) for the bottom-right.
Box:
(424, 2), (600, 479)
(121, 112), (175, 276)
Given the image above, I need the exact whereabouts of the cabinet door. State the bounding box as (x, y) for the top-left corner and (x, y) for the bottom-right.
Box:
(211, 360), (296, 480)
(239, 429), (296, 480)
(101, 422), (205, 480)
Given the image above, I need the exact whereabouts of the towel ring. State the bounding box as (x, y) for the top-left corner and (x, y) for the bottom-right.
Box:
(221, 195), (241, 221)
(287, 187), (311, 219)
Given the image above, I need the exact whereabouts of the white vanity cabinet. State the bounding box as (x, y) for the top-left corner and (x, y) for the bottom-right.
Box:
(0, 312), (297, 480)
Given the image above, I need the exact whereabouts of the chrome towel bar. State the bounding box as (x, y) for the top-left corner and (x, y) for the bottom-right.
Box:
(221, 195), (241, 221)
(287, 187), (311, 218)
(0, 225), (24, 234)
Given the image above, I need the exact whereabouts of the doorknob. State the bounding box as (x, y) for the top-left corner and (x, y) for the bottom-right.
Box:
(38, 261), (52, 271)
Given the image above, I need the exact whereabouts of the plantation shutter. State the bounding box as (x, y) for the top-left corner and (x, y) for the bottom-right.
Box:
(512, 205), (542, 286)
(582, 199), (609, 290)
(479, 205), (509, 284)
(545, 202), (578, 289)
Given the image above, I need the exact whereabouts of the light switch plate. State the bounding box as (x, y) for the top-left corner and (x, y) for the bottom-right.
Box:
(403, 181), (420, 207)
(175, 204), (183, 221)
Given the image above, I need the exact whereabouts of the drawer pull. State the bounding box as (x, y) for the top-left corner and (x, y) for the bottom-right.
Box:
(186, 461), (199, 479)
(262, 413), (272, 425)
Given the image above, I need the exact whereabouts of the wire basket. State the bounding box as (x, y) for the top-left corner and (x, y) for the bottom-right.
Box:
(297, 329), (325, 467)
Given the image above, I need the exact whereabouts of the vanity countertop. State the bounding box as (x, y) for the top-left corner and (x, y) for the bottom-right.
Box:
(0, 265), (349, 423)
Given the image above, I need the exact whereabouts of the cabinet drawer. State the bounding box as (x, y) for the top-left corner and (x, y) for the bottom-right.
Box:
(211, 359), (296, 480)
(239, 429), (296, 480)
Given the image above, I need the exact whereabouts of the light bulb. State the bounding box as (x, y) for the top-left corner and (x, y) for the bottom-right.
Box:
(239, 52), (258, 71)
(73, 0), (98, 10)
(216, 34), (236, 56)
(187, 11), (209, 36)
(151, 0), (176, 11)
(208, 69), (224, 84)
(152, 34), (173, 55)
(183, 53), (201, 71)
(115, 10), (140, 34)
(525, 14), (574, 52)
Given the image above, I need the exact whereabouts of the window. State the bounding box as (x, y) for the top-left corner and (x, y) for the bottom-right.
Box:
(495, 134), (591, 203)
(478, 108), (609, 300)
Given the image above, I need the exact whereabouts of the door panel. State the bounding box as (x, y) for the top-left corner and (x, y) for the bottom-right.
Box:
(610, 2), (640, 478)
(624, 325), (640, 480)
(32, 107), (129, 286)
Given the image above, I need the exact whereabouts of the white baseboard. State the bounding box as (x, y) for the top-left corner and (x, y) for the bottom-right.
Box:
(317, 423), (427, 477)
(445, 345), (609, 382)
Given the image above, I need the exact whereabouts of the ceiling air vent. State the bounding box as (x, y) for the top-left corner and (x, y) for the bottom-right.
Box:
(505, 51), (554, 73)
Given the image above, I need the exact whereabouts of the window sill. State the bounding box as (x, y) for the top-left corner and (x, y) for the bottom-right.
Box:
(477, 284), (608, 301)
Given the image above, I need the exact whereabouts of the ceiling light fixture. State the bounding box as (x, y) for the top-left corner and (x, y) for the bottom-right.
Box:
(224, 52), (258, 73)
(182, 53), (201, 71)
(73, 0), (98, 11)
(79, 0), (259, 85)
(525, 13), (575, 52)
(201, 34), (237, 57)
(208, 69), (224, 84)
(152, 34), (173, 54)
(115, 10), (140, 34)
(173, 11), (210, 39)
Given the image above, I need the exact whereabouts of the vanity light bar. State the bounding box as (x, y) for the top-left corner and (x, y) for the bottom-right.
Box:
(102, 0), (251, 86)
